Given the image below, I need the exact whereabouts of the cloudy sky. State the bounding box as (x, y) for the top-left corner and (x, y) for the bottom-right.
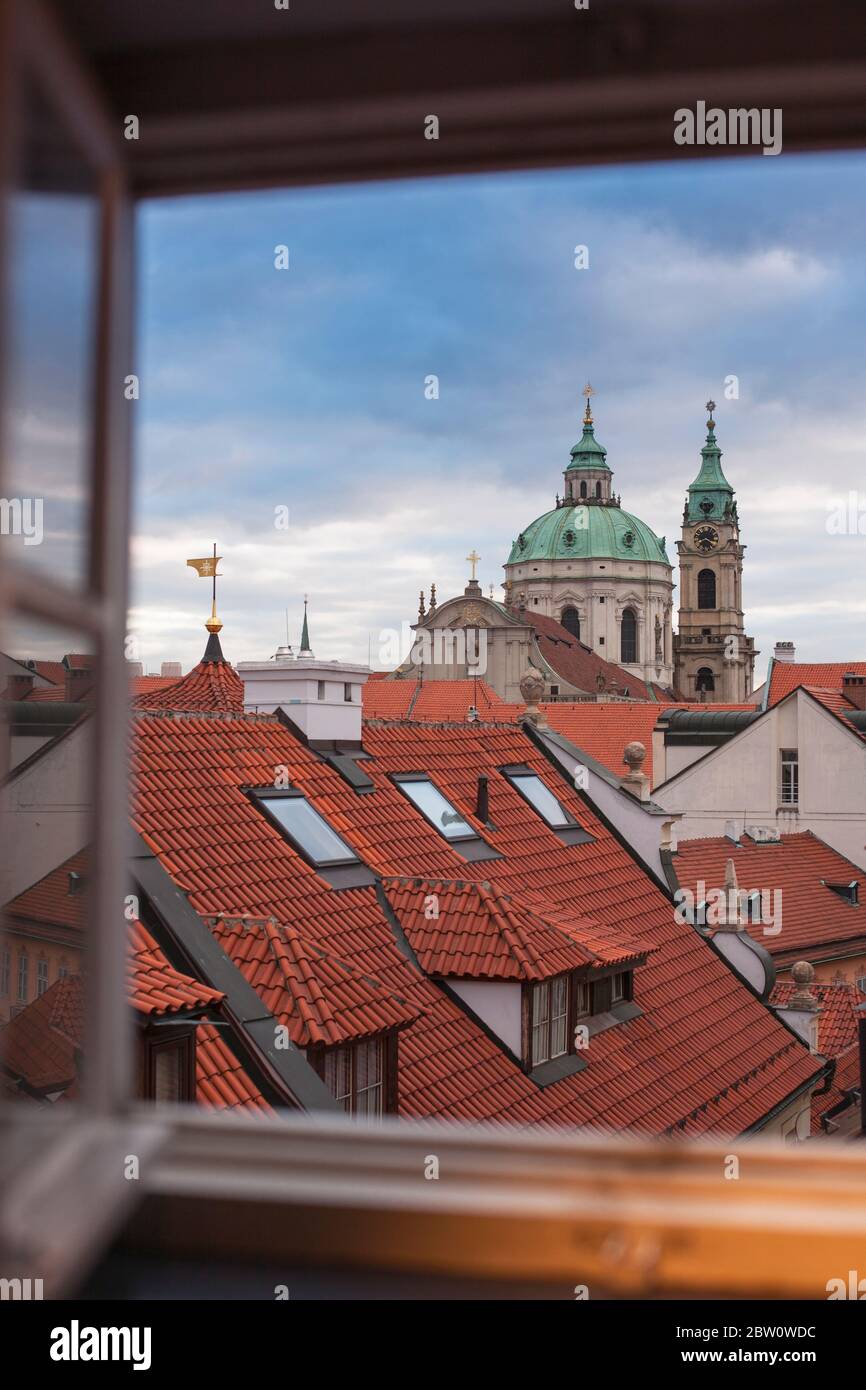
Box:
(124, 151), (866, 681)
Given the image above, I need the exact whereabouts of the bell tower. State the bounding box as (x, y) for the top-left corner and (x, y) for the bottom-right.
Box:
(673, 403), (757, 702)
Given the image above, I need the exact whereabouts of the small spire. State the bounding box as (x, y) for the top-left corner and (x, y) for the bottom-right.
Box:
(299, 594), (313, 656)
(582, 382), (594, 424)
(419, 589), (427, 621)
(429, 583), (437, 613)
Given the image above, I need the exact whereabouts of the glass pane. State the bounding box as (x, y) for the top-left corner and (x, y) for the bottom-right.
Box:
(1, 616), (93, 1113)
(260, 795), (357, 865)
(509, 774), (569, 828)
(399, 779), (473, 840)
(2, 76), (99, 589)
(154, 1047), (182, 1103)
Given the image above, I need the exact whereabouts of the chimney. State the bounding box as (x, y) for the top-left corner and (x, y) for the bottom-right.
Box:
(475, 775), (489, 823)
(65, 664), (93, 703)
(238, 647), (370, 746)
(5, 673), (34, 700)
(620, 741), (650, 801)
(161, 661), (182, 679)
(126, 661), (144, 678)
(842, 672), (866, 710)
(773, 641), (796, 663)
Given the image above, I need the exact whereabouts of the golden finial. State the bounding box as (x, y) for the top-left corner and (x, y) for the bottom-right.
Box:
(187, 544), (223, 633)
(466, 549), (481, 581)
(582, 382), (595, 424)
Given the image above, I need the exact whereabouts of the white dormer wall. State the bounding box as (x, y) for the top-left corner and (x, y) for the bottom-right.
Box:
(238, 656), (370, 742)
(449, 980), (522, 1056)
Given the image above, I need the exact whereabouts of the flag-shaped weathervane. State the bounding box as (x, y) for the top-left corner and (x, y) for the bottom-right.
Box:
(187, 543), (223, 633)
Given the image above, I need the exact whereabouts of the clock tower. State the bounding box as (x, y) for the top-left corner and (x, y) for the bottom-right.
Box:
(673, 403), (757, 702)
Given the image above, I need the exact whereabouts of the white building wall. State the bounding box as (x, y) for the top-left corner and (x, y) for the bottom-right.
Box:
(654, 692), (866, 870)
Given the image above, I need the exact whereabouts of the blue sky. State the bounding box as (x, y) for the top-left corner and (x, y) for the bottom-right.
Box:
(130, 151), (866, 680)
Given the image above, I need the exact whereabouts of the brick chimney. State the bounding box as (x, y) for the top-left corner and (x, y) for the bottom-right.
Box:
(65, 665), (94, 703)
(842, 672), (866, 710)
(5, 673), (34, 700)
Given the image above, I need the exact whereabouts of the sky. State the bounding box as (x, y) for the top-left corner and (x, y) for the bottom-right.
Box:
(125, 151), (866, 680)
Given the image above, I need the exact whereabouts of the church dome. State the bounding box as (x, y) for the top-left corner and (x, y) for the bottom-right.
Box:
(508, 502), (669, 565)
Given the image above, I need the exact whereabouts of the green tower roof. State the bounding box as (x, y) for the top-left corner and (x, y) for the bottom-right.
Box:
(566, 415), (610, 472)
(686, 402), (735, 523)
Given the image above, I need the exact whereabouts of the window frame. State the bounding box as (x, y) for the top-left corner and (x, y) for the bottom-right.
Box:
(310, 1034), (395, 1117)
(248, 786), (361, 869)
(502, 767), (574, 830)
(620, 607), (637, 664)
(780, 748), (799, 806)
(391, 773), (477, 845)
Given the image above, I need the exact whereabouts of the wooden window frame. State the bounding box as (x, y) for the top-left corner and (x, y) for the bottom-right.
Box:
(309, 1035), (395, 1118)
(141, 1027), (196, 1106)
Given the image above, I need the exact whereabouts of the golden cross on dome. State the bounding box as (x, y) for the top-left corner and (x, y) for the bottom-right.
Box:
(582, 381), (595, 423)
(466, 549), (481, 580)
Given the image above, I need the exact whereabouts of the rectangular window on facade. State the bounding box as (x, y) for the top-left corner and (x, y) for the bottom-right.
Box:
(780, 749), (799, 805)
(317, 680), (326, 700)
(574, 979), (590, 1017)
(322, 1039), (384, 1117)
(37, 958), (49, 996)
(343, 682), (353, 702)
(0, 946), (9, 997)
(611, 973), (625, 1003)
(17, 952), (28, 1004)
(531, 977), (569, 1066)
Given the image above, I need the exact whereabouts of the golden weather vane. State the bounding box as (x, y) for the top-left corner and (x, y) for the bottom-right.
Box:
(186, 542), (223, 633)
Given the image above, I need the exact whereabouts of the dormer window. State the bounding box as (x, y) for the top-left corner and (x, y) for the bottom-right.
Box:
(531, 976), (568, 1065)
(314, 1037), (388, 1117)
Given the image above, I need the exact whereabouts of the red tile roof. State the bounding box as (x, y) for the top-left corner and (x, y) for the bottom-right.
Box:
(132, 656), (242, 711)
(771, 978), (866, 1057)
(380, 877), (649, 980)
(4, 851), (88, 931)
(128, 919), (225, 1016)
(129, 708), (821, 1135)
(30, 660), (65, 686)
(131, 675), (179, 697)
(528, 612), (675, 700)
(809, 1041), (862, 1134)
(673, 832), (866, 965)
(364, 677), (518, 724)
(204, 912), (421, 1046)
(1, 921), (271, 1113)
(768, 661), (866, 707)
(1, 976), (85, 1094)
(539, 700), (756, 780)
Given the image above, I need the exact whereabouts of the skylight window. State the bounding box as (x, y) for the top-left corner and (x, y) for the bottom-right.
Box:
(258, 793), (359, 866)
(505, 772), (570, 828)
(396, 778), (474, 841)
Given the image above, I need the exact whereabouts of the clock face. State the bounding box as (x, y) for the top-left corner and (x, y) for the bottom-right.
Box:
(694, 524), (720, 552)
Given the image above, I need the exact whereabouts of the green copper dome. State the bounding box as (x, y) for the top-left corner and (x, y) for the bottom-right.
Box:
(508, 503), (669, 565)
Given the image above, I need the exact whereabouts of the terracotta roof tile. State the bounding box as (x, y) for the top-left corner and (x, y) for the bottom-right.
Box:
(771, 979), (866, 1057)
(539, 700), (755, 779)
(768, 661), (866, 707)
(128, 709), (822, 1135)
(205, 912), (421, 1046)
(381, 877), (649, 980)
(132, 658), (242, 712)
(673, 832), (866, 963)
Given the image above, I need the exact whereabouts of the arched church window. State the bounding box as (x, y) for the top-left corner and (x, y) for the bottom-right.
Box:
(579, 481), (587, 499)
(595, 481), (602, 499)
(696, 667), (715, 694)
(621, 608), (637, 664)
(560, 606), (580, 639)
(698, 568), (716, 609)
